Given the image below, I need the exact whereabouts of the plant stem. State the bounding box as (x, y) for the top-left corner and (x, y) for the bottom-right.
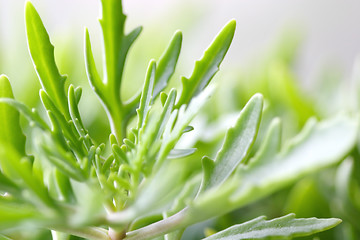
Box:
(123, 209), (188, 240)
(49, 226), (110, 240)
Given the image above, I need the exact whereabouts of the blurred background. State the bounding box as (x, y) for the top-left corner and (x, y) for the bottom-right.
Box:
(2, 0), (360, 239)
(2, 0), (360, 87)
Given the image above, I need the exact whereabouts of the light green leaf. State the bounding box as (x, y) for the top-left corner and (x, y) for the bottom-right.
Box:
(68, 85), (92, 149)
(230, 115), (358, 206)
(176, 20), (236, 107)
(0, 197), (44, 230)
(202, 214), (341, 240)
(168, 148), (197, 159)
(199, 94), (263, 192)
(84, 28), (105, 101)
(156, 86), (214, 168)
(183, 115), (357, 228)
(100, 0), (140, 90)
(153, 31), (183, 99)
(0, 75), (26, 157)
(137, 60), (156, 132)
(0, 98), (49, 130)
(25, 2), (69, 118)
(0, 172), (20, 196)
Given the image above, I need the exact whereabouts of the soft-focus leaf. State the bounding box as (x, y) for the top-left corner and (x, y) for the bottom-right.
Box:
(168, 148), (197, 159)
(184, 115), (357, 227)
(231, 115), (358, 206)
(0, 197), (44, 230)
(202, 214), (341, 240)
(0, 75), (26, 157)
(0, 98), (48, 130)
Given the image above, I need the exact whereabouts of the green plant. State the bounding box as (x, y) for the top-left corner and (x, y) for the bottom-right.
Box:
(0, 0), (358, 239)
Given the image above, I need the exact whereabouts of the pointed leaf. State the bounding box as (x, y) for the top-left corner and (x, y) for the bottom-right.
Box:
(137, 60), (156, 131)
(25, 2), (69, 118)
(0, 98), (48, 130)
(153, 31), (182, 98)
(0, 75), (26, 157)
(200, 94), (263, 192)
(168, 148), (197, 159)
(176, 20), (236, 107)
(202, 214), (341, 240)
(84, 28), (105, 99)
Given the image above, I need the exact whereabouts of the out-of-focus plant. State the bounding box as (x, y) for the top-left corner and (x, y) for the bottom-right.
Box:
(0, 0), (358, 240)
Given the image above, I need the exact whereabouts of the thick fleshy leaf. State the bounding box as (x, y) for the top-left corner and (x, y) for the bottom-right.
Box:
(176, 20), (235, 107)
(199, 94), (263, 192)
(25, 2), (69, 118)
(153, 31), (183, 99)
(202, 214), (341, 240)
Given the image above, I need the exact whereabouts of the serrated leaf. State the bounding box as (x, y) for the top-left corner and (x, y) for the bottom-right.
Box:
(100, 0), (140, 89)
(199, 94), (263, 192)
(202, 214), (341, 240)
(156, 86), (214, 168)
(68, 85), (92, 149)
(153, 31), (182, 99)
(84, 28), (105, 100)
(176, 20), (236, 107)
(25, 2), (69, 118)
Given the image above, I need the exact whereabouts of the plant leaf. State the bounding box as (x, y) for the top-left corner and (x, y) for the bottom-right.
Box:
(199, 94), (263, 192)
(184, 115), (358, 227)
(0, 75), (26, 157)
(168, 148), (197, 159)
(176, 20), (236, 107)
(99, 0), (141, 93)
(230, 115), (358, 206)
(202, 214), (341, 240)
(25, 2), (69, 118)
(0, 98), (49, 130)
(84, 28), (106, 101)
(153, 31), (183, 99)
(137, 60), (156, 132)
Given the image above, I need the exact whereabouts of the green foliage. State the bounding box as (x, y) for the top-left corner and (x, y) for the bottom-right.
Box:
(203, 214), (341, 240)
(0, 1), (358, 240)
